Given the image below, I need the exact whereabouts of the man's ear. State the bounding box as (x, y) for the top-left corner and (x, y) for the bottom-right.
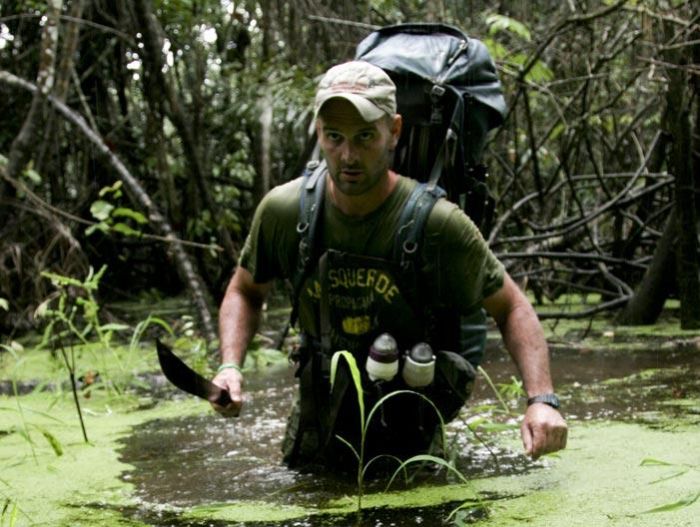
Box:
(390, 114), (402, 149)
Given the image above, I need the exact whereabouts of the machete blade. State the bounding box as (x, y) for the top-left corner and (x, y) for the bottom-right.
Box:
(156, 339), (232, 407)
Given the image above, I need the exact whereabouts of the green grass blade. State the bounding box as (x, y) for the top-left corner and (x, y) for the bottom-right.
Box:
(385, 454), (469, 491)
(649, 469), (689, 484)
(477, 366), (510, 413)
(130, 316), (174, 349)
(334, 434), (360, 463)
(640, 457), (675, 466)
(361, 454), (406, 480)
(330, 351), (365, 426)
(32, 425), (63, 457)
(641, 492), (700, 514)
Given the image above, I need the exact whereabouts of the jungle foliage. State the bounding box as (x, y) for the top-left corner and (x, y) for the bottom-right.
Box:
(0, 0), (698, 339)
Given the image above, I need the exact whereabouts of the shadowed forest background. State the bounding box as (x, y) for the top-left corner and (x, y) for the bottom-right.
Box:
(1, 0), (699, 342)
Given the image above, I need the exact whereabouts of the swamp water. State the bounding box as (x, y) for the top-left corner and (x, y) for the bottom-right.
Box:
(2, 321), (700, 527)
(114, 342), (700, 527)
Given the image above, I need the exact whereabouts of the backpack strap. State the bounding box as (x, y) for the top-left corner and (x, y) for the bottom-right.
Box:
(393, 182), (446, 274)
(290, 160), (327, 327)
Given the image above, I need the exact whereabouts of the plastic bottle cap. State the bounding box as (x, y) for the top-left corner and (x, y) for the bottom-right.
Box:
(409, 342), (434, 364)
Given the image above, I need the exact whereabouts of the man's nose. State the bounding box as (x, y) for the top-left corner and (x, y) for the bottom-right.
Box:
(340, 141), (358, 164)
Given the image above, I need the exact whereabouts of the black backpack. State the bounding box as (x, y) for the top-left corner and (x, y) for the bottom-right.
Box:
(355, 23), (506, 234)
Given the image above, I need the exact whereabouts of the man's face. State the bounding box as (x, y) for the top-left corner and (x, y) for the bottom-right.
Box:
(316, 98), (401, 197)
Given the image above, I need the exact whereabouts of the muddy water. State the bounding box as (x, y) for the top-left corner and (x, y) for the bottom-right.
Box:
(118, 339), (700, 526)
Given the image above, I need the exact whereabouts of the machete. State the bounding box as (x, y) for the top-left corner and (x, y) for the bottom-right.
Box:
(156, 340), (232, 407)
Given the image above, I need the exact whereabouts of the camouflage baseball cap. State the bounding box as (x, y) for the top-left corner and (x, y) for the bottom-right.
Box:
(314, 61), (397, 122)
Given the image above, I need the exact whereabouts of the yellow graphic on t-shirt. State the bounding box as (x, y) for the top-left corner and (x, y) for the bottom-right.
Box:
(328, 267), (399, 304)
(342, 315), (371, 335)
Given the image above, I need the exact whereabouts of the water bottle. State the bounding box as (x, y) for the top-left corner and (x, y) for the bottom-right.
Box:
(366, 333), (399, 382)
(402, 342), (435, 388)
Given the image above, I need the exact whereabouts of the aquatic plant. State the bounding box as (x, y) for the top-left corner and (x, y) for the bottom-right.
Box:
(329, 350), (478, 515)
(0, 345), (65, 459)
(0, 498), (19, 527)
(639, 457), (700, 514)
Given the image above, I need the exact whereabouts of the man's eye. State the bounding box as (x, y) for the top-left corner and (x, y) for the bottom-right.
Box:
(326, 132), (342, 142)
(358, 132), (375, 141)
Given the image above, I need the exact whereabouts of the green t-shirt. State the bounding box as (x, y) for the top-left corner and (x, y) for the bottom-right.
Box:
(239, 174), (504, 317)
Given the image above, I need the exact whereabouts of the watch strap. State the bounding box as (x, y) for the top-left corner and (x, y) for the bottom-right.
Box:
(527, 393), (561, 409)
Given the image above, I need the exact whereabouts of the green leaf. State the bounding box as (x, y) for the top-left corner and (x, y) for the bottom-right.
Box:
(23, 167), (42, 185)
(111, 222), (142, 237)
(525, 60), (554, 83)
(0, 298), (8, 311)
(641, 492), (700, 514)
(89, 200), (114, 221)
(98, 180), (123, 197)
(33, 425), (63, 457)
(640, 458), (675, 466)
(41, 271), (83, 288)
(483, 38), (508, 61)
(486, 14), (531, 41)
(330, 350), (365, 428)
(111, 207), (148, 224)
(85, 222), (110, 236)
(100, 323), (130, 332)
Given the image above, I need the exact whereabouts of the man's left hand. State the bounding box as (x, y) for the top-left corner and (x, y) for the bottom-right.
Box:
(520, 404), (567, 459)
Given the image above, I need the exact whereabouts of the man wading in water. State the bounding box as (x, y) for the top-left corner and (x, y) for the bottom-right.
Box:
(211, 61), (567, 470)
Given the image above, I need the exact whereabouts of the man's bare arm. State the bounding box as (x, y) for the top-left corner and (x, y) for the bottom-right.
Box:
(212, 266), (271, 417)
(483, 273), (567, 459)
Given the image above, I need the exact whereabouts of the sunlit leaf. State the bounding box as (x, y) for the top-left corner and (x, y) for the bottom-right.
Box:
(98, 180), (123, 197)
(89, 200), (114, 221)
(111, 222), (142, 237)
(486, 14), (531, 41)
(41, 271), (82, 288)
(22, 167), (42, 185)
(525, 60), (554, 83)
(483, 38), (508, 61)
(111, 207), (148, 224)
(330, 350), (365, 426)
(0, 298), (8, 311)
(85, 222), (109, 236)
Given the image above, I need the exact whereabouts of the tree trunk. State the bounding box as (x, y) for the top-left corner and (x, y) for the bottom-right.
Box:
(617, 214), (677, 325)
(4, 0), (62, 190)
(666, 26), (700, 329)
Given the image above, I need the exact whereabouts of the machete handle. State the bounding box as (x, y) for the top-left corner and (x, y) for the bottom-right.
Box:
(208, 386), (233, 407)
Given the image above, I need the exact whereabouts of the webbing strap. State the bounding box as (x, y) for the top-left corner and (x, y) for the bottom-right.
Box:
(427, 92), (464, 191)
(290, 161), (327, 326)
(393, 182), (446, 272)
(318, 252), (331, 354)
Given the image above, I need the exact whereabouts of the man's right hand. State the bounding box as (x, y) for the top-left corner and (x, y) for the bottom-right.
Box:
(211, 369), (244, 417)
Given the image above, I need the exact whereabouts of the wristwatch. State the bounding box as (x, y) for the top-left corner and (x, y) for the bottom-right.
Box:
(527, 393), (561, 409)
